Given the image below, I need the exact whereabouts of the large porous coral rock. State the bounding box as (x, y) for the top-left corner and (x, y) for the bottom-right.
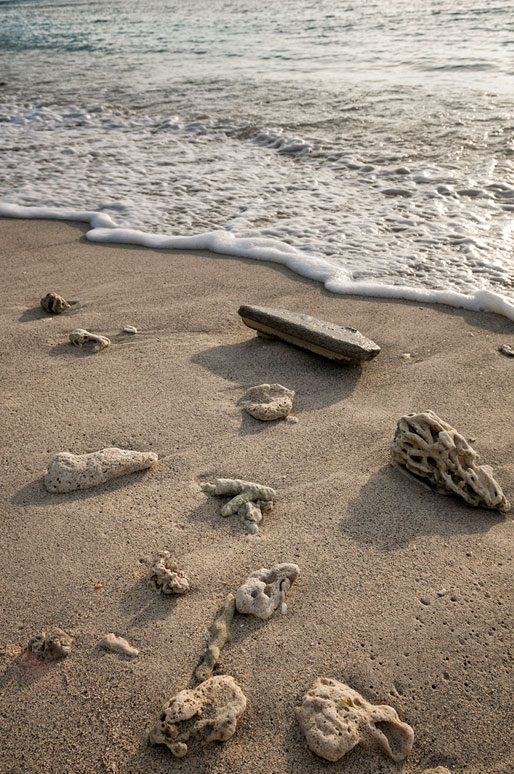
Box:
(149, 675), (246, 758)
(40, 292), (70, 314)
(297, 678), (414, 763)
(44, 447), (158, 493)
(28, 628), (72, 661)
(69, 328), (110, 352)
(390, 410), (510, 512)
(203, 478), (276, 534)
(149, 551), (190, 595)
(239, 383), (295, 421)
(235, 563), (299, 619)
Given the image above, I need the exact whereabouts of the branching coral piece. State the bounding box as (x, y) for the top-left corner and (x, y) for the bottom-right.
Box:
(149, 551), (190, 595)
(44, 447), (158, 493)
(28, 628), (72, 661)
(148, 675), (246, 758)
(98, 633), (139, 657)
(297, 678), (414, 763)
(390, 410), (510, 512)
(195, 594), (235, 682)
(40, 292), (71, 314)
(236, 563), (299, 619)
(69, 328), (110, 352)
(239, 383), (295, 421)
(203, 478), (276, 534)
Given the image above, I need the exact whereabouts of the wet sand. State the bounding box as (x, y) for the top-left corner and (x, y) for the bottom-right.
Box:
(0, 217), (512, 774)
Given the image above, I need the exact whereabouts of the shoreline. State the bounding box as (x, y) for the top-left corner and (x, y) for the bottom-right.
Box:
(0, 217), (512, 774)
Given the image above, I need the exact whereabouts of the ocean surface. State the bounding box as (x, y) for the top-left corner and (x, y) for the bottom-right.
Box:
(1, 0), (514, 317)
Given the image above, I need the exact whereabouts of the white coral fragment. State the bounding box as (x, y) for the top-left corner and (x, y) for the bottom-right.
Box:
(391, 410), (510, 512)
(150, 551), (190, 595)
(239, 383), (295, 421)
(44, 447), (158, 493)
(235, 563), (299, 619)
(28, 628), (72, 661)
(98, 633), (139, 657)
(203, 478), (276, 533)
(148, 675), (246, 758)
(69, 328), (110, 352)
(297, 678), (414, 763)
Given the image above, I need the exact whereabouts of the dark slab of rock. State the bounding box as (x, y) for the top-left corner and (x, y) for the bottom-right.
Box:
(238, 304), (380, 364)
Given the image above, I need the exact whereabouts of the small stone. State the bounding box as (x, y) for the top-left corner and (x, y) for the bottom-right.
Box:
(98, 633), (139, 657)
(499, 344), (514, 357)
(40, 292), (70, 314)
(401, 353), (412, 360)
(239, 383), (295, 421)
(238, 304), (380, 364)
(436, 588), (448, 597)
(69, 328), (110, 352)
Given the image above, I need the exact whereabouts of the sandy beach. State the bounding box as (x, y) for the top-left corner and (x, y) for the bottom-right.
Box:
(0, 216), (512, 774)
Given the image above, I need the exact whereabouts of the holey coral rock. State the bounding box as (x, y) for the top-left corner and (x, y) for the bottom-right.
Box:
(149, 551), (190, 595)
(391, 410), (510, 512)
(44, 447), (158, 493)
(28, 629), (72, 661)
(203, 478), (276, 534)
(297, 678), (414, 763)
(40, 292), (70, 314)
(148, 675), (246, 758)
(236, 563), (299, 619)
(239, 383), (295, 421)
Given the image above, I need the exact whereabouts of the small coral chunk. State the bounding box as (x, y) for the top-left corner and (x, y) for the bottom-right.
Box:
(149, 551), (190, 595)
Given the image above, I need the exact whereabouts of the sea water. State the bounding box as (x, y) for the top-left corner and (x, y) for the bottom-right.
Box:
(1, 0), (514, 317)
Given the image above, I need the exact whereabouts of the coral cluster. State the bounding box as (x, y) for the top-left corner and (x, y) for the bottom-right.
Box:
(149, 551), (190, 595)
(203, 478), (276, 533)
(28, 628), (72, 661)
(239, 383), (295, 421)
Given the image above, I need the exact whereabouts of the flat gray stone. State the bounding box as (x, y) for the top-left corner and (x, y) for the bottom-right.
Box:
(238, 304), (380, 364)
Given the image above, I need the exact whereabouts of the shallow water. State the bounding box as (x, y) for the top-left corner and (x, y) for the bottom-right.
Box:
(1, 0), (514, 316)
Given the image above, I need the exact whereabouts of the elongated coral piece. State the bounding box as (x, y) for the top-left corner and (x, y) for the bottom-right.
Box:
(195, 593), (235, 682)
(69, 328), (110, 352)
(44, 447), (158, 493)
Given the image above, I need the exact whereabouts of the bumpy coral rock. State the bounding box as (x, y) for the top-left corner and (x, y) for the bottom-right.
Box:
(195, 594), (235, 682)
(235, 563), (299, 619)
(203, 478), (276, 534)
(239, 383), (295, 421)
(149, 675), (246, 758)
(391, 410), (510, 512)
(98, 633), (139, 657)
(44, 447), (158, 493)
(297, 678), (414, 763)
(28, 628), (72, 661)
(150, 551), (190, 595)
(69, 328), (110, 352)
(40, 292), (70, 314)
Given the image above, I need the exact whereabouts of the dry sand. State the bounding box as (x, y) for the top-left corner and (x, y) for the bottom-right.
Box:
(0, 217), (512, 774)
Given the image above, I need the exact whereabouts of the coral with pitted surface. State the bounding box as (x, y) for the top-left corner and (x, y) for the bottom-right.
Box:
(28, 628), (72, 661)
(236, 563), (299, 619)
(297, 678), (414, 763)
(40, 292), (70, 314)
(44, 447), (158, 493)
(239, 383), (295, 421)
(149, 551), (190, 595)
(149, 675), (246, 758)
(69, 328), (110, 352)
(203, 478), (276, 533)
(195, 593), (235, 682)
(390, 410), (510, 512)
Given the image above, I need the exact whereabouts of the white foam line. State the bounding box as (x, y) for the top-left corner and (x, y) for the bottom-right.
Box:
(3, 202), (514, 323)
